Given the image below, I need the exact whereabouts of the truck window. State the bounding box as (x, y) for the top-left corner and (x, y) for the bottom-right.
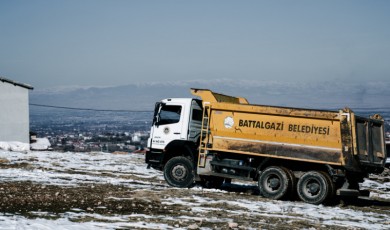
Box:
(159, 105), (182, 125)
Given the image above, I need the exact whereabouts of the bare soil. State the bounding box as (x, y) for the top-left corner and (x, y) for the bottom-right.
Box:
(1, 181), (389, 229)
(1, 156), (389, 229)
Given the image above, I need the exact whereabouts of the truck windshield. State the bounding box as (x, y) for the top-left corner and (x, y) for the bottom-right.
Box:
(158, 105), (182, 125)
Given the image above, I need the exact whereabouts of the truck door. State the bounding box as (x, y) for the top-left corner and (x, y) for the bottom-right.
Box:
(151, 103), (185, 150)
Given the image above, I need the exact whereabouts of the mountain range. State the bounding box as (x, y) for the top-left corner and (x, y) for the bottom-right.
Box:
(30, 79), (390, 111)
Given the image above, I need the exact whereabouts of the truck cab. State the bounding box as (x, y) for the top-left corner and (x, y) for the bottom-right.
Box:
(146, 98), (202, 171)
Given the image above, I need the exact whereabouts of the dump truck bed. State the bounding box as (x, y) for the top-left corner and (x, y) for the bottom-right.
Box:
(192, 89), (386, 173)
(207, 103), (344, 165)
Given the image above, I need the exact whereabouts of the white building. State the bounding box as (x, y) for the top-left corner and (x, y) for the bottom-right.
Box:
(0, 77), (33, 143)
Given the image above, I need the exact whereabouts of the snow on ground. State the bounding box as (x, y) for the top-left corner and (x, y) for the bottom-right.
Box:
(30, 138), (51, 151)
(0, 142), (29, 152)
(0, 150), (162, 187)
(361, 178), (390, 201)
(0, 150), (389, 229)
(0, 213), (175, 230)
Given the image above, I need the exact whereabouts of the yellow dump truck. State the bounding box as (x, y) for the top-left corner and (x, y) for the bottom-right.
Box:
(146, 89), (387, 204)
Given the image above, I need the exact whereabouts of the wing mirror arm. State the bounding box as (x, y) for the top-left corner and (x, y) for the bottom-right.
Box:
(153, 102), (164, 127)
(155, 114), (161, 127)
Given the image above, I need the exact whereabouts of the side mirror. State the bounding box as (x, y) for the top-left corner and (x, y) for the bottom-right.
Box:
(155, 114), (161, 126)
(153, 102), (164, 127)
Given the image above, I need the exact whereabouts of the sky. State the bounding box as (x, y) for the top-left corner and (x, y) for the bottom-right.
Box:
(1, 0), (390, 89)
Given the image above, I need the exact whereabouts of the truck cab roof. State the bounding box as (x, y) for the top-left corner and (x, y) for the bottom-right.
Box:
(161, 98), (194, 103)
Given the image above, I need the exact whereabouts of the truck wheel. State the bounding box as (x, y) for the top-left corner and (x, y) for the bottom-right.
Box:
(283, 167), (297, 200)
(297, 171), (332, 205)
(320, 171), (335, 201)
(164, 156), (195, 188)
(259, 166), (291, 200)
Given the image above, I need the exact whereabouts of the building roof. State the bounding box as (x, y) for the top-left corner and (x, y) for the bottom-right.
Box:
(0, 76), (33, 90)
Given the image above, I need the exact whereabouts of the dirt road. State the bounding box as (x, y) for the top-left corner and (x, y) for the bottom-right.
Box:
(0, 151), (389, 229)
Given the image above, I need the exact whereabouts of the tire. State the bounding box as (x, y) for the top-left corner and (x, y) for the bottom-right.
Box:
(282, 167), (297, 200)
(199, 176), (225, 189)
(258, 166), (292, 200)
(320, 171), (335, 201)
(164, 156), (195, 188)
(297, 171), (332, 205)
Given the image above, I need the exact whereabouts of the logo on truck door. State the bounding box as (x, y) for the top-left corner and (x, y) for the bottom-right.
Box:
(163, 127), (170, 134)
(224, 116), (234, 129)
(238, 119), (330, 135)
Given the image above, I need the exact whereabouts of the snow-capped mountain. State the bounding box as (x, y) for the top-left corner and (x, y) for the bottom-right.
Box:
(30, 79), (390, 111)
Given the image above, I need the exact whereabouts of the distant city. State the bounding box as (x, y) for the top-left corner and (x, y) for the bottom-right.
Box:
(30, 107), (152, 152)
(29, 107), (390, 153)
(28, 80), (390, 152)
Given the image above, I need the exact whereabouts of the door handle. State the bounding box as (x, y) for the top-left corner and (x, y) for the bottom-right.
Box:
(174, 132), (181, 135)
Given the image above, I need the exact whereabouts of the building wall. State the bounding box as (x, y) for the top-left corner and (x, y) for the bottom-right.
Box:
(0, 82), (30, 143)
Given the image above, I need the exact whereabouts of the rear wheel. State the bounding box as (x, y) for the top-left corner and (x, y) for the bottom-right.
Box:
(164, 156), (195, 188)
(283, 167), (297, 200)
(259, 166), (292, 200)
(321, 171), (335, 201)
(297, 171), (332, 205)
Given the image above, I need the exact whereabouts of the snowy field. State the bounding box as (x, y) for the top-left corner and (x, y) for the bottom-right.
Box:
(0, 149), (389, 230)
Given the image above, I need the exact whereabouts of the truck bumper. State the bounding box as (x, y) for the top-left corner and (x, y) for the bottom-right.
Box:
(336, 189), (370, 197)
(145, 149), (164, 170)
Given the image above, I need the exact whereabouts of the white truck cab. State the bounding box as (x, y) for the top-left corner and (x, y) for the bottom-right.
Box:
(146, 98), (203, 172)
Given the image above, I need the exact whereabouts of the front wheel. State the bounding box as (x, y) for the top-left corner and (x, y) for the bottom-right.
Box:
(164, 156), (195, 188)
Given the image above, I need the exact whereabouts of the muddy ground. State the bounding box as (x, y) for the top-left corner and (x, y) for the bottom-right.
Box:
(0, 152), (389, 229)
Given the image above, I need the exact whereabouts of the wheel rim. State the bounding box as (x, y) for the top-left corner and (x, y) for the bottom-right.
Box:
(171, 164), (187, 181)
(303, 179), (321, 197)
(265, 175), (281, 192)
